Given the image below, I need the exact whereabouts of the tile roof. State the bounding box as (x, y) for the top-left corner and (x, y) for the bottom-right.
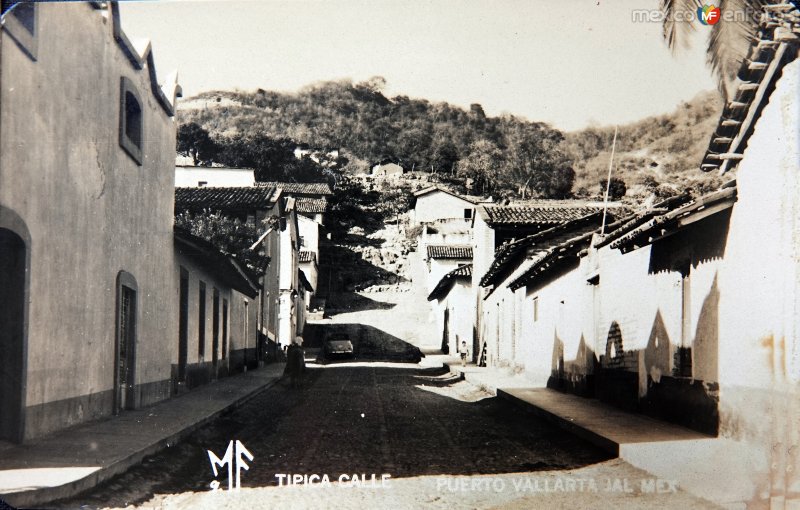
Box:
(427, 264), (473, 301)
(591, 194), (692, 250)
(295, 197), (328, 214)
(427, 244), (473, 260)
(255, 181), (333, 196)
(175, 186), (277, 213)
(609, 187), (737, 253)
(298, 250), (317, 264)
(699, 4), (800, 174)
(479, 210), (606, 289)
(506, 187), (738, 291)
(479, 204), (605, 226)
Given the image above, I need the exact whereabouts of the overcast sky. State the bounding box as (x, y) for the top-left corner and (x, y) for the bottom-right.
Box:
(119, 0), (717, 131)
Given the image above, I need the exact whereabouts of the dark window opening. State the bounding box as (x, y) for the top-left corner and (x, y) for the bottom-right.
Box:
(198, 281), (206, 359)
(125, 92), (142, 148)
(178, 268), (189, 382)
(119, 77), (143, 164)
(222, 299), (229, 360)
(212, 288), (220, 366)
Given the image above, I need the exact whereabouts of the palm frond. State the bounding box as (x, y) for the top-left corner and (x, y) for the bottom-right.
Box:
(660, 0), (701, 51)
(707, 0), (765, 99)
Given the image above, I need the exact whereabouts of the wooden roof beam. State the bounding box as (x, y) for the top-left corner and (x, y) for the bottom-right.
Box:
(775, 28), (800, 42)
(720, 43), (789, 175)
(764, 3), (796, 12)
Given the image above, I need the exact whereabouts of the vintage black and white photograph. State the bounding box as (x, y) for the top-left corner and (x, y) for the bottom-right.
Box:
(0, 0), (798, 508)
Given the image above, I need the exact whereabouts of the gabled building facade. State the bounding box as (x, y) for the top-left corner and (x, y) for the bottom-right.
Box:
(0, 2), (181, 441)
(413, 185), (489, 225)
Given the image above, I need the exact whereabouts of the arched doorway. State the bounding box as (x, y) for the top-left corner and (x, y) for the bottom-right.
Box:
(0, 228), (26, 442)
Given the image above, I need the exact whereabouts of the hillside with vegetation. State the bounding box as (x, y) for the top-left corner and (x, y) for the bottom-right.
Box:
(177, 79), (725, 201)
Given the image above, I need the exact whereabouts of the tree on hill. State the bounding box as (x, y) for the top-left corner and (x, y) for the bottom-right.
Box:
(601, 177), (627, 199)
(504, 122), (575, 199)
(213, 132), (331, 183)
(177, 122), (219, 166)
(457, 139), (505, 195)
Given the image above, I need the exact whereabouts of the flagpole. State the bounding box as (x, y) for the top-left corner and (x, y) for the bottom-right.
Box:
(601, 126), (618, 236)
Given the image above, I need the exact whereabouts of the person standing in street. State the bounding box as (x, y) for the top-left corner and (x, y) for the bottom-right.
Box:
(284, 339), (305, 388)
(460, 339), (469, 367)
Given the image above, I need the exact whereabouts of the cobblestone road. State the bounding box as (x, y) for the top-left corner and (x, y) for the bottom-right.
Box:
(53, 363), (614, 509)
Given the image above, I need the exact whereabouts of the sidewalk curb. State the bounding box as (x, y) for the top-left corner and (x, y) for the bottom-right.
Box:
(496, 389), (620, 455)
(3, 371), (284, 509)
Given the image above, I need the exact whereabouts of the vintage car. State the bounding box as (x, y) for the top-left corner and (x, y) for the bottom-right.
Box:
(324, 333), (354, 358)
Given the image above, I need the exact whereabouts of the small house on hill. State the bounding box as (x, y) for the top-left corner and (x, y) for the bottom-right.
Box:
(413, 185), (490, 225)
(371, 161), (405, 178)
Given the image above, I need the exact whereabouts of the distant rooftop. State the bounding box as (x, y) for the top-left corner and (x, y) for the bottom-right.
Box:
(427, 244), (473, 260)
(299, 250), (317, 264)
(479, 203), (607, 226)
(175, 186), (278, 213)
(295, 197), (328, 214)
(255, 181), (333, 196)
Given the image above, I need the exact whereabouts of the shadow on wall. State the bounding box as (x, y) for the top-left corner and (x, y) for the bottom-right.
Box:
(303, 323), (422, 362)
(549, 211), (729, 435)
(547, 277), (721, 437)
(548, 333), (597, 398)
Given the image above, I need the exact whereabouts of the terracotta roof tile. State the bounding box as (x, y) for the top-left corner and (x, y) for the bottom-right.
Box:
(299, 250), (317, 263)
(427, 244), (473, 260)
(481, 204), (604, 226)
(255, 181), (333, 196)
(175, 187), (277, 213)
(699, 4), (800, 175)
(427, 264), (473, 301)
(296, 197), (328, 214)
